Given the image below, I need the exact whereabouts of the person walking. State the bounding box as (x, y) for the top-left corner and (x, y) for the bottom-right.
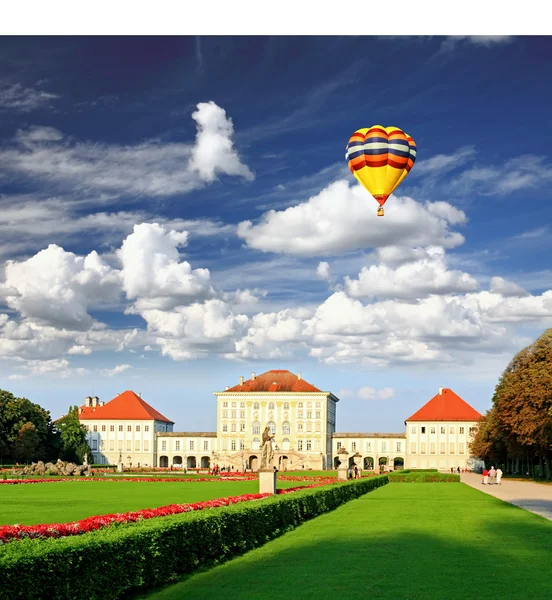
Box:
(354, 465), (359, 479)
(482, 468), (489, 484)
(496, 467), (503, 485)
(489, 466), (497, 485)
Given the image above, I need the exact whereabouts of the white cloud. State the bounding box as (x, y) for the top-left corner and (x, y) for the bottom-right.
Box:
(345, 246), (479, 301)
(316, 261), (331, 281)
(414, 146), (476, 175)
(337, 388), (354, 399)
(439, 36), (514, 53)
(0, 82), (59, 112)
(2, 245), (121, 330)
(0, 101), (253, 198)
(67, 345), (92, 355)
(489, 276), (528, 297)
(102, 364), (132, 377)
(358, 387), (394, 400)
(237, 180), (466, 256)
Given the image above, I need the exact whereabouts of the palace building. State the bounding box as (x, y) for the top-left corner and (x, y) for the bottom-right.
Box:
(79, 369), (483, 471)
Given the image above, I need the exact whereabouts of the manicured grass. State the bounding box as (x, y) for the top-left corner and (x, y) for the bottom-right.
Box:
(0, 480), (310, 525)
(144, 483), (552, 600)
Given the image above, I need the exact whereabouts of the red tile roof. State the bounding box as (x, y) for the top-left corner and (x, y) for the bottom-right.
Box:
(78, 390), (174, 423)
(225, 370), (322, 393)
(405, 388), (482, 422)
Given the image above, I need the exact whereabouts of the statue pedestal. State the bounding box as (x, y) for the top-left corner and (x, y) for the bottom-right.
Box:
(117, 463), (124, 473)
(259, 469), (277, 495)
(337, 466), (348, 481)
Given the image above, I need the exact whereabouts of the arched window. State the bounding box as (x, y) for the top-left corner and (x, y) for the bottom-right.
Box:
(297, 423), (303, 433)
(268, 402), (275, 410)
(282, 421), (291, 435)
(253, 402), (260, 410)
(252, 438), (260, 450)
(252, 421), (260, 435)
(267, 421), (276, 435)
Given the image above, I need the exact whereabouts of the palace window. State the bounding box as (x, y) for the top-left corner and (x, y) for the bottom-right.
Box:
(411, 426), (416, 434)
(252, 438), (260, 450)
(145, 425), (149, 432)
(315, 422), (321, 432)
(450, 426), (455, 434)
(161, 441), (167, 451)
(298, 440), (303, 451)
(396, 442), (402, 452)
(92, 439), (98, 450)
(352, 442), (356, 451)
(282, 422), (291, 435)
(441, 427), (445, 434)
(298, 423), (303, 433)
(126, 441), (131, 451)
(268, 421), (276, 435)
(420, 442), (426, 454)
(240, 439), (245, 450)
(430, 443), (436, 454)
(136, 425), (140, 432)
(253, 402), (260, 410)
(102, 425), (106, 432)
(231, 402), (236, 408)
(231, 439), (236, 451)
(469, 427), (476, 436)
(222, 410), (228, 418)
(189, 441), (195, 451)
(93, 425), (97, 432)
(127, 425), (131, 432)
(240, 403), (245, 408)
(223, 402), (228, 408)
(85, 425), (89, 431)
(231, 423), (236, 432)
(306, 422), (312, 432)
(459, 443), (465, 454)
(144, 440), (149, 451)
(298, 402), (303, 408)
(222, 424), (228, 432)
(240, 411), (245, 418)
(306, 439), (312, 451)
(337, 441), (342, 450)
(381, 442), (387, 452)
(307, 411), (312, 419)
(365, 441), (371, 451)
(135, 441), (140, 452)
(316, 402), (321, 408)
(283, 402), (290, 410)
(315, 411), (320, 419)
(119, 425), (123, 432)
(440, 443), (446, 454)
(175, 441), (180, 451)
(411, 442), (416, 453)
(109, 440), (114, 451)
(110, 425), (114, 432)
(298, 411), (303, 418)
(118, 440), (123, 450)
(204, 440), (209, 451)
(268, 402), (274, 410)
(459, 427), (465, 434)
(252, 421), (261, 434)
(231, 411), (236, 418)
(315, 440), (321, 451)
(421, 427), (426, 434)
(307, 402), (312, 408)
(450, 443), (455, 454)
(240, 422), (246, 432)
(430, 427), (436, 434)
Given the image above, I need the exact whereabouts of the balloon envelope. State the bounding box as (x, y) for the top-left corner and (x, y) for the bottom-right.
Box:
(345, 125), (417, 207)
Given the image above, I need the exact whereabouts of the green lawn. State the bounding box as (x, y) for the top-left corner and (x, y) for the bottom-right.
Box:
(0, 480), (309, 525)
(143, 483), (552, 600)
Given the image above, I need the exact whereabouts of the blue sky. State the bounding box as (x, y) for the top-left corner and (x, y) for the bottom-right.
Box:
(1, 35), (551, 433)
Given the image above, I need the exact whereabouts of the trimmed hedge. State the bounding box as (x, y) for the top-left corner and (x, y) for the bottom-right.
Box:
(388, 471), (460, 483)
(0, 476), (388, 599)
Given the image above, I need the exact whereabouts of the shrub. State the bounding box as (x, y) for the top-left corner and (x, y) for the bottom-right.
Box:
(0, 476), (387, 599)
(388, 471), (459, 483)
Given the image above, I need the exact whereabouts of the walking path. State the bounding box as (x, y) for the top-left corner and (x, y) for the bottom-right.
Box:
(461, 472), (552, 520)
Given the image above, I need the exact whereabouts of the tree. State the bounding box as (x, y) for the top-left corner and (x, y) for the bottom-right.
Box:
(56, 406), (91, 463)
(13, 422), (42, 463)
(476, 329), (552, 478)
(0, 390), (58, 462)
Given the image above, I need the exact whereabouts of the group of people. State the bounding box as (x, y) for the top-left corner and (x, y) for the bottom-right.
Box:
(347, 465), (360, 480)
(482, 466), (503, 485)
(450, 467), (470, 473)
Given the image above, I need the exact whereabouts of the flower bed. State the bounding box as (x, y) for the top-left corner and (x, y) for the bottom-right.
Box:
(0, 482), (327, 544)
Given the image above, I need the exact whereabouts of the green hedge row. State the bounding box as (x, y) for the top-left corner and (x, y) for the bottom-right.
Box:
(0, 476), (388, 599)
(388, 471), (460, 483)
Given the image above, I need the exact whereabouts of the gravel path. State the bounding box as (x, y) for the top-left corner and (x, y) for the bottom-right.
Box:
(461, 472), (552, 520)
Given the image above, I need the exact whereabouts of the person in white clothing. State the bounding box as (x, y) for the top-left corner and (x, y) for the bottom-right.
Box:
(496, 468), (503, 485)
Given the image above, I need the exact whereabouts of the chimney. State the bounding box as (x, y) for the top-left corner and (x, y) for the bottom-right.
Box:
(251, 372), (256, 380)
(78, 406), (82, 414)
(85, 396), (92, 407)
(225, 386), (229, 391)
(92, 396), (98, 407)
(137, 392), (141, 398)
(297, 372), (302, 380)
(99, 401), (105, 407)
(439, 386), (443, 395)
(239, 376), (244, 385)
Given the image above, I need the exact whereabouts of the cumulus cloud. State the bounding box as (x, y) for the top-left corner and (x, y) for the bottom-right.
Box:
(345, 246), (479, 301)
(316, 261), (331, 281)
(237, 180), (466, 256)
(489, 276), (528, 297)
(0, 102), (253, 198)
(102, 364), (132, 377)
(357, 387), (394, 400)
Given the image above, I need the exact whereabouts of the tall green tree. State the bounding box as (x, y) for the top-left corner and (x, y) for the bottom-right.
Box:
(13, 422), (42, 463)
(0, 390), (58, 462)
(56, 405), (91, 463)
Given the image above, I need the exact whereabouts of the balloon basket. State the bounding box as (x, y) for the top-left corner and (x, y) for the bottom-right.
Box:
(377, 206), (384, 217)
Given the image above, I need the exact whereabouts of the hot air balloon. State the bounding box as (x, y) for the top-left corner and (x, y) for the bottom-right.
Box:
(345, 125), (417, 216)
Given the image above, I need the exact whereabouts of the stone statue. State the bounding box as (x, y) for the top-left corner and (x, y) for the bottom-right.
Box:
(260, 426), (275, 469)
(83, 453), (88, 466)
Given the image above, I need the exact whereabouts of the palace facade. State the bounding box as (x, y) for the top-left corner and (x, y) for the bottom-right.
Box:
(79, 369), (483, 471)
